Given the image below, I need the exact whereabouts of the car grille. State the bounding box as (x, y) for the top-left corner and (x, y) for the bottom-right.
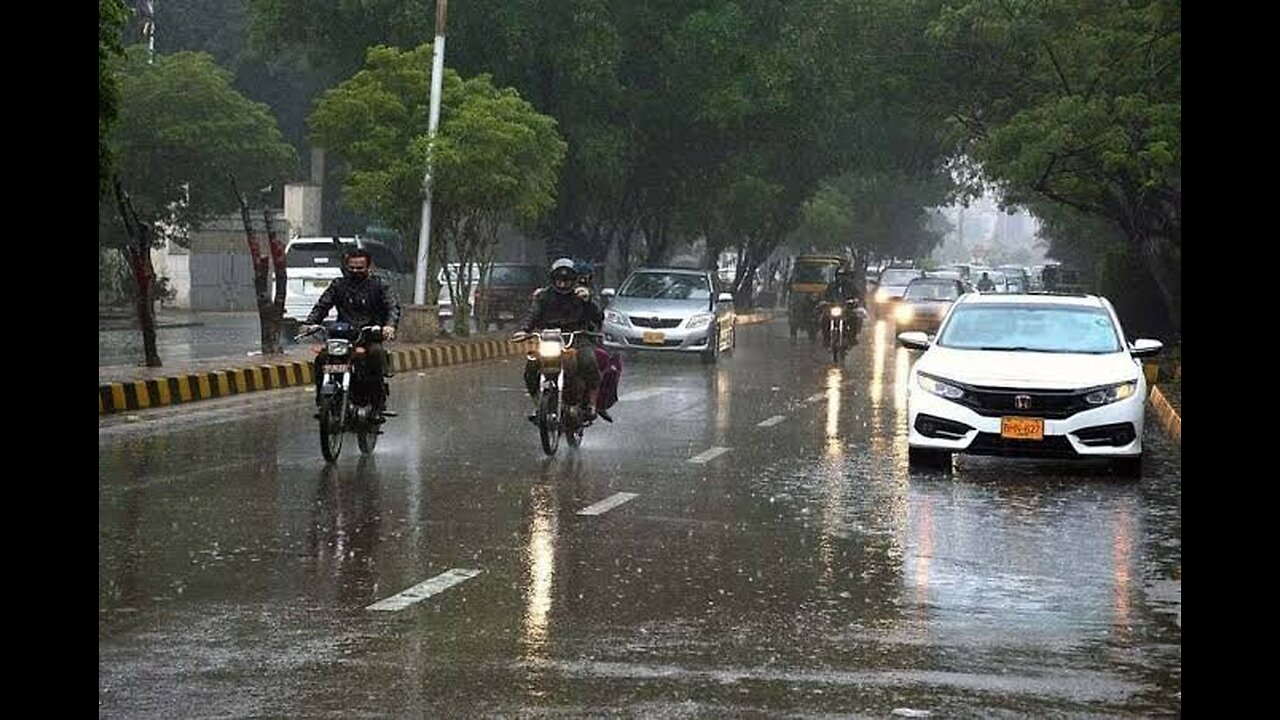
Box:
(966, 432), (1078, 458)
(625, 337), (683, 347)
(629, 316), (683, 329)
(955, 384), (1091, 419)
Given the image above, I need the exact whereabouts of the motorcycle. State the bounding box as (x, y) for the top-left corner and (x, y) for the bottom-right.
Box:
(818, 300), (867, 363)
(514, 329), (597, 456)
(296, 322), (389, 462)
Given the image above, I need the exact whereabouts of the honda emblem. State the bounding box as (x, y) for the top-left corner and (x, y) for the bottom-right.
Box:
(1014, 394), (1032, 410)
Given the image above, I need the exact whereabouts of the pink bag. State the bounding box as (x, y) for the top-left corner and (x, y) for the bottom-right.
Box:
(594, 347), (622, 410)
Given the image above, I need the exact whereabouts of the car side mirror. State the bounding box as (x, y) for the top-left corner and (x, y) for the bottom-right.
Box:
(717, 292), (734, 303)
(1130, 338), (1163, 358)
(602, 288), (616, 298)
(898, 331), (931, 351)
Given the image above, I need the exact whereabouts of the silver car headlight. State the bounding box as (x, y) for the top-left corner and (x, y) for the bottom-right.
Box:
(875, 288), (890, 303)
(1084, 381), (1137, 406)
(917, 372), (964, 400)
(894, 305), (914, 322)
(686, 313), (715, 329)
(604, 309), (625, 325)
(326, 339), (351, 356)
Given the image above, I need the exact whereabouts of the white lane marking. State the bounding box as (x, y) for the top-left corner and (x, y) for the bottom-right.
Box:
(688, 446), (731, 464)
(757, 415), (786, 427)
(577, 492), (639, 516)
(618, 387), (669, 402)
(366, 568), (482, 611)
(805, 393), (825, 403)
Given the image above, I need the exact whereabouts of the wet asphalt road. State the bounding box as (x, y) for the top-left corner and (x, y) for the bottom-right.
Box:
(99, 318), (1181, 717)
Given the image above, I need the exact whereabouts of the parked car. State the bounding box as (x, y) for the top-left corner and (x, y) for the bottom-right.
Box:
(897, 293), (1162, 476)
(279, 236), (413, 330)
(475, 263), (542, 329)
(601, 268), (736, 363)
(437, 262), (481, 323)
(893, 276), (968, 333)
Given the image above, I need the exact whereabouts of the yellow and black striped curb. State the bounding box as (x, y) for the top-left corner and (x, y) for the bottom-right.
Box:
(1148, 386), (1181, 447)
(97, 311), (780, 415)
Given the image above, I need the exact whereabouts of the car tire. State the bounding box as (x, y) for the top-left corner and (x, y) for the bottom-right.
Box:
(1111, 455), (1142, 479)
(908, 446), (952, 472)
(701, 324), (720, 364)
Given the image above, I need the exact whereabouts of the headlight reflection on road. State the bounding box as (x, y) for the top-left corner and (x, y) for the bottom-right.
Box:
(521, 484), (559, 667)
(870, 319), (888, 407)
(825, 367), (843, 442)
(1111, 504), (1135, 644)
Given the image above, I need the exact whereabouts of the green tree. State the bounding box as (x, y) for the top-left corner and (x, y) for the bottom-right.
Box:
(309, 45), (566, 335)
(105, 47), (298, 365)
(100, 0), (130, 197)
(926, 0), (1181, 331)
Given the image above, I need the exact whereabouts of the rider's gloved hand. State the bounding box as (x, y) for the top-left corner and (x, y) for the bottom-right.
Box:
(382, 326), (396, 341)
(574, 286), (590, 301)
(302, 324), (322, 335)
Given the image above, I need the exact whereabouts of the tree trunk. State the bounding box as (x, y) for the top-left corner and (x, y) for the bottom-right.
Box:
(230, 176), (279, 354)
(263, 207), (287, 352)
(112, 178), (162, 367)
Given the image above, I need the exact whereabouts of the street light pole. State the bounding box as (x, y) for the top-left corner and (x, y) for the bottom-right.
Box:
(413, 0), (448, 305)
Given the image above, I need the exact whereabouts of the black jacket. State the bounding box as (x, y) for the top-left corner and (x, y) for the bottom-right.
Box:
(306, 275), (401, 328)
(821, 277), (863, 304)
(519, 287), (603, 334)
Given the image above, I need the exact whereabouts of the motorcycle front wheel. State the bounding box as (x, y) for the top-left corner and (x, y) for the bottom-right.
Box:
(357, 409), (379, 455)
(320, 393), (346, 463)
(538, 387), (561, 456)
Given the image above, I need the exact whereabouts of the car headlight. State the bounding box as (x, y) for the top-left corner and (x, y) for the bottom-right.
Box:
(1084, 381), (1137, 406)
(875, 288), (889, 303)
(604, 309), (625, 324)
(917, 372), (964, 400)
(894, 305), (914, 322)
(538, 340), (563, 359)
(686, 313), (715, 329)
(326, 339), (351, 356)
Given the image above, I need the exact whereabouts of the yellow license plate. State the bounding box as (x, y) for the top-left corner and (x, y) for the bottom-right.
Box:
(642, 331), (665, 344)
(1001, 416), (1044, 441)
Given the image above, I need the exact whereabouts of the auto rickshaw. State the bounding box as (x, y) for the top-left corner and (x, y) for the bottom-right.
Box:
(786, 254), (846, 340)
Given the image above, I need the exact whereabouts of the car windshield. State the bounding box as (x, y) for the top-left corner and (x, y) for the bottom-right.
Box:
(791, 262), (839, 283)
(620, 272), (710, 300)
(880, 269), (921, 285)
(904, 281), (960, 301)
(488, 265), (540, 285)
(937, 304), (1122, 353)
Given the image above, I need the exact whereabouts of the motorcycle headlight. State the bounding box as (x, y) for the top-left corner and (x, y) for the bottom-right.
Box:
(895, 305), (914, 322)
(604, 309), (625, 325)
(538, 340), (563, 359)
(326, 339), (351, 356)
(686, 313), (715, 329)
(829, 305), (844, 317)
(917, 372), (964, 400)
(1084, 381), (1137, 406)
(875, 288), (890, 303)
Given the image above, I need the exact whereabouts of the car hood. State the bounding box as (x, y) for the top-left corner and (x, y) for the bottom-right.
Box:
(916, 346), (1139, 389)
(607, 297), (715, 318)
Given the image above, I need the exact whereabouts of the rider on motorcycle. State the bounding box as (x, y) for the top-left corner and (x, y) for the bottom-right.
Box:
(815, 267), (865, 347)
(301, 248), (401, 422)
(515, 258), (605, 422)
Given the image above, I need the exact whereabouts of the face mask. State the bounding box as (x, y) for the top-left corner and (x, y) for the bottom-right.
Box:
(346, 266), (369, 282)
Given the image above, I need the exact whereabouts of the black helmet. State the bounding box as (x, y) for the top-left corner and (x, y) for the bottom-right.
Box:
(549, 257), (577, 293)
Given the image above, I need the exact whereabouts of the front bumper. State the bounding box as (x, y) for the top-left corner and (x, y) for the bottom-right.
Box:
(906, 382), (1145, 458)
(601, 319), (716, 352)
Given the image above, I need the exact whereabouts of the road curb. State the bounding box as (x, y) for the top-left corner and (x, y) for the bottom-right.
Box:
(1148, 385), (1181, 447)
(98, 311), (779, 415)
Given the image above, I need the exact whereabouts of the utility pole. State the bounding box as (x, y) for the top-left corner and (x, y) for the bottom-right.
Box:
(413, 0), (448, 305)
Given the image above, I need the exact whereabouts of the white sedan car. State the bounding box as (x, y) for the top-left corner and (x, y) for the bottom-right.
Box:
(897, 293), (1162, 476)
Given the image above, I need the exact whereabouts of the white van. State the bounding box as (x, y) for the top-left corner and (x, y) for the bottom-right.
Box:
(278, 237), (413, 326)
